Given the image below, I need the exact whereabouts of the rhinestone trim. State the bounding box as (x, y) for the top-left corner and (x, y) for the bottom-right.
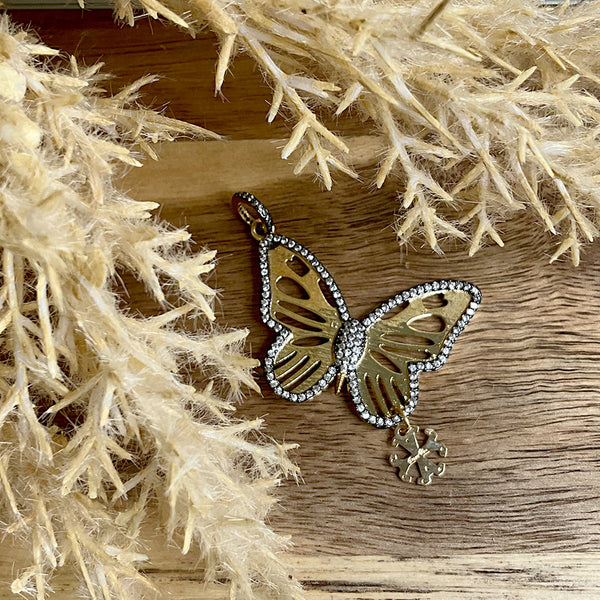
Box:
(257, 235), (481, 427)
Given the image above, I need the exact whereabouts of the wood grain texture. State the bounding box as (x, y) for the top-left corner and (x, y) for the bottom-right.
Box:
(2, 9), (600, 599)
(2, 538), (600, 599)
(120, 138), (600, 559)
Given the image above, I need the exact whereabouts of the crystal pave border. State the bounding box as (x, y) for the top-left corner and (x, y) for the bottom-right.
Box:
(257, 231), (482, 429)
(355, 280), (482, 428)
(234, 191), (275, 234)
(259, 232), (347, 404)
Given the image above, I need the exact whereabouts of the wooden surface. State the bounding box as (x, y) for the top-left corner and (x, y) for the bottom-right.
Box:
(3, 10), (600, 599)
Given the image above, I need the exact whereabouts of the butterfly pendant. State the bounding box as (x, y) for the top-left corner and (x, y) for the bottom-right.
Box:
(234, 192), (481, 482)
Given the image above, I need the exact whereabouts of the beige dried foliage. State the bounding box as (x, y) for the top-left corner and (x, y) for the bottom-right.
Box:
(111, 0), (600, 265)
(0, 16), (302, 600)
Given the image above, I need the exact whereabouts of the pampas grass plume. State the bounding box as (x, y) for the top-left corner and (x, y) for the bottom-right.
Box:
(114, 0), (600, 264)
(0, 16), (302, 600)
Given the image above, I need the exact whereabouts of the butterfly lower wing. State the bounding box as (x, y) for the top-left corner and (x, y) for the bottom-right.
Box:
(259, 234), (348, 401)
(351, 281), (481, 428)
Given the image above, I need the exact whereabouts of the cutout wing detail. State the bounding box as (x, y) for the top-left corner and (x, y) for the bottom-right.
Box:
(260, 236), (348, 401)
(349, 281), (481, 428)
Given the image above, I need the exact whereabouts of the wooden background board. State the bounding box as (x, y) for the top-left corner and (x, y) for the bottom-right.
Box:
(2, 9), (600, 599)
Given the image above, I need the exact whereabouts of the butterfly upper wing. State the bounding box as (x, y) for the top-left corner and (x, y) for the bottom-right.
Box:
(348, 281), (481, 428)
(259, 233), (349, 401)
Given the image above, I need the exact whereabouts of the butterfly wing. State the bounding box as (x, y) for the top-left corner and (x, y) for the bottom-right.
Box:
(258, 232), (349, 402)
(347, 281), (481, 428)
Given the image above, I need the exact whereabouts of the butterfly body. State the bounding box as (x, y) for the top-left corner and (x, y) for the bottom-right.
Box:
(235, 192), (481, 430)
(334, 319), (367, 370)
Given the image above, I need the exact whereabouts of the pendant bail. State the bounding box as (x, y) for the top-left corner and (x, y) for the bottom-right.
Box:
(232, 192), (275, 241)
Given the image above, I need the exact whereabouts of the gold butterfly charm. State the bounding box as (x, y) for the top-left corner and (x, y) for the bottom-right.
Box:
(234, 192), (481, 484)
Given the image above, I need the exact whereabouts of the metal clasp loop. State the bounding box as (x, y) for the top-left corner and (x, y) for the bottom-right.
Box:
(232, 192), (275, 241)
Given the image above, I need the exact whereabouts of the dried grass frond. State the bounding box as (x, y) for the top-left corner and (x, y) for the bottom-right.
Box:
(0, 16), (301, 600)
(113, 0), (600, 264)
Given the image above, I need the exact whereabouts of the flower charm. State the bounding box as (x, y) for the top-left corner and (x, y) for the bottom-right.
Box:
(390, 425), (447, 485)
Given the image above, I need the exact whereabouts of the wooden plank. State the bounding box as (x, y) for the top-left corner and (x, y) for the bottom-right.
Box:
(292, 554), (600, 599)
(5, 1), (110, 7)
(2, 544), (599, 599)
